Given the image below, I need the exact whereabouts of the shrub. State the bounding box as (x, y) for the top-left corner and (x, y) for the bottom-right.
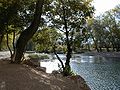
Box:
(28, 54), (39, 59)
(39, 54), (49, 59)
(28, 54), (49, 60)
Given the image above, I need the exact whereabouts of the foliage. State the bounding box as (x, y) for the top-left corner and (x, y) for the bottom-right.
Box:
(39, 54), (49, 59)
(28, 54), (49, 60)
(0, 0), (36, 51)
(58, 63), (76, 76)
(43, 0), (94, 76)
(87, 5), (120, 52)
(63, 65), (76, 76)
(28, 54), (39, 59)
(32, 27), (63, 53)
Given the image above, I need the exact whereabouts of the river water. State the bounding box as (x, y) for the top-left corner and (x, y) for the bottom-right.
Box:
(40, 54), (120, 90)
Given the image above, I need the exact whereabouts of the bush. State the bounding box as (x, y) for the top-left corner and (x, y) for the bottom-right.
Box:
(58, 64), (76, 76)
(28, 54), (39, 59)
(39, 54), (49, 59)
(63, 65), (75, 76)
(28, 54), (49, 60)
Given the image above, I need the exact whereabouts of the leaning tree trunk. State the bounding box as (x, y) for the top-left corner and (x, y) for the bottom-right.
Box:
(12, 0), (44, 63)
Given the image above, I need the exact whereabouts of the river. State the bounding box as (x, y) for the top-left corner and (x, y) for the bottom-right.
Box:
(40, 54), (120, 90)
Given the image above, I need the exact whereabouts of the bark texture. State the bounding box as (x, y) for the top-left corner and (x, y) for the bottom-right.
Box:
(0, 34), (4, 51)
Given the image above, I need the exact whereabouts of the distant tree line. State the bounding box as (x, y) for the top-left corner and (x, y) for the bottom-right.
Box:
(87, 5), (120, 52)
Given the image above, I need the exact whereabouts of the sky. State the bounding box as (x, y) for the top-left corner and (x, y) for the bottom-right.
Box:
(93, 0), (120, 16)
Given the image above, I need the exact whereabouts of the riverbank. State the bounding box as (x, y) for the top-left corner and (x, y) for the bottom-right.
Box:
(1, 51), (120, 59)
(0, 59), (90, 90)
(82, 51), (120, 58)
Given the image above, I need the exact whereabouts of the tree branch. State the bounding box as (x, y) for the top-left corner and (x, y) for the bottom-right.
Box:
(53, 45), (65, 70)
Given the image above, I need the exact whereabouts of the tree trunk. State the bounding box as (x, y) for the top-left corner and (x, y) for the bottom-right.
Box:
(104, 44), (110, 52)
(94, 42), (99, 52)
(90, 31), (99, 52)
(99, 46), (102, 52)
(12, 0), (44, 63)
(116, 44), (120, 52)
(13, 31), (16, 53)
(87, 44), (91, 51)
(6, 33), (13, 58)
(10, 31), (16, 62)
(106, 47), (110, 52)
(62, 5), (72, 76)
(0, 34), (4, 51)
(53, 46), (65, 70)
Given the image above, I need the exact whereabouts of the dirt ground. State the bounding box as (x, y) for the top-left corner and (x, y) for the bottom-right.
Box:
(0, 60), (90, 90)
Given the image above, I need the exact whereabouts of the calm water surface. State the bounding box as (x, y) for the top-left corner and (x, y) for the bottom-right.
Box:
(40, 54), (120, 90)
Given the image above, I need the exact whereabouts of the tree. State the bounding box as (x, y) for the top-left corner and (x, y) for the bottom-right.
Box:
(110, 5), (120, 51)
(32, 27), (62, 53)
(87, 18), (100, 52)
(0, 0), (38, 59)
(0, 0), (19, 51)
(12, 0), (44, 63)
(87, 6), (120, 52)
(44, 0), (94, 75)
(99, 10), (120, 51)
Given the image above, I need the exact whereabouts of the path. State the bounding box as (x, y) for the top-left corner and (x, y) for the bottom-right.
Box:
(0, 60), (90, 90)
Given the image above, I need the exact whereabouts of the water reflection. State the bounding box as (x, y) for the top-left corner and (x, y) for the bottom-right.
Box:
(40, 59), (62, 73)
(40, 54), (120, 90)
(72, 55), (120, 64)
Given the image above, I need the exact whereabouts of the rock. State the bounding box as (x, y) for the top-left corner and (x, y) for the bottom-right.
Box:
(36, 67), (46, 72)
(51, 70), (63, 78)
(21, 59), (38, 67)
(52, 70), (60, 75)
(68, 75), (91, 90)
